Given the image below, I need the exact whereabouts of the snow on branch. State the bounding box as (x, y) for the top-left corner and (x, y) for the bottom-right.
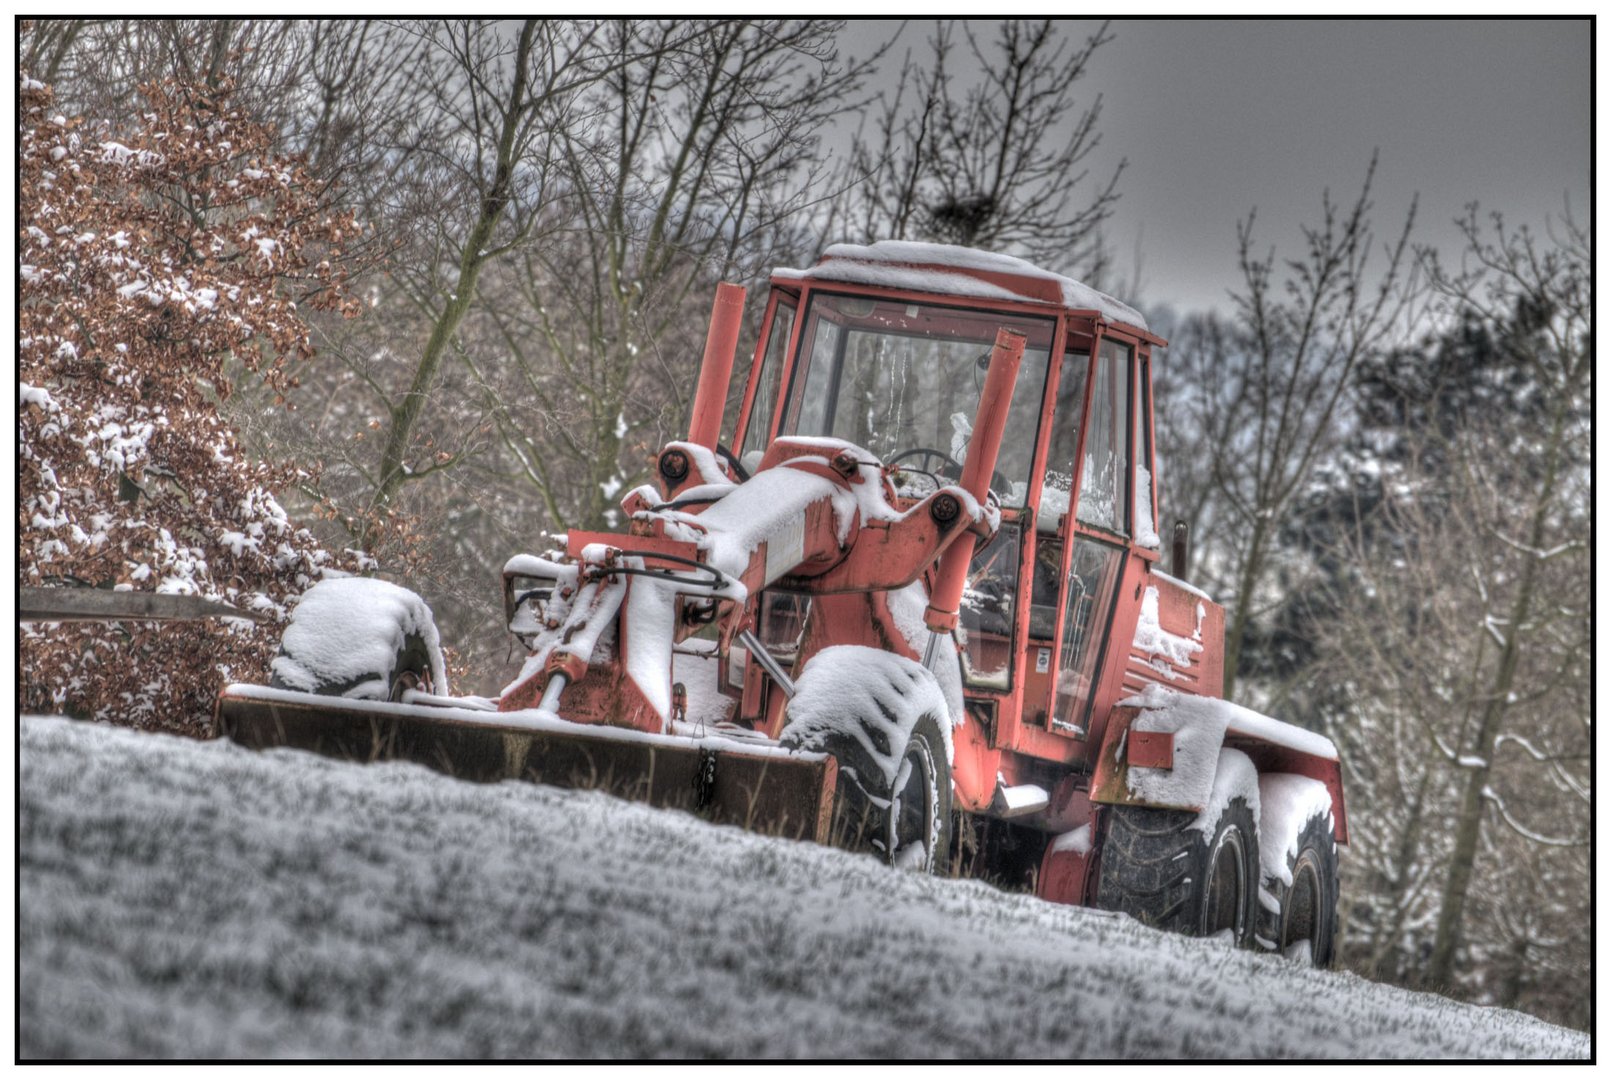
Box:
(1491, 530), (1585, 562)
(1481, 786), (1588, 848)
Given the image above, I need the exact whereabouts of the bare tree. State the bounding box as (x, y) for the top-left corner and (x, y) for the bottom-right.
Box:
(1163, 156), (1418, 699)
(830, 20), (1123, 276)
(1294, 205), (1590, 1021)
(1416, 205), (1591, 990)
(1150, 312), (1234, 580)
(219, 21), (870, 687)
(18, 18), (97, 85)
(24, 20), (309, 121)
(354, 21), (611, 547)
(461, 20), (872, 531)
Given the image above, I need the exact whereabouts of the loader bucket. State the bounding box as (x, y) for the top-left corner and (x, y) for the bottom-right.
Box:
(216, 686), (837, 843)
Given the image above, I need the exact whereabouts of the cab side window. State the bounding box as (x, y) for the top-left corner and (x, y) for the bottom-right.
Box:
(1053, 537), (1125, 732)
(1039, 345), (1091, 533)
(1030, 346), (1091, 640)
(1076, 338), (1132, 535)
(739, 300), (796, 471)
(1133, 353), (1159, 548)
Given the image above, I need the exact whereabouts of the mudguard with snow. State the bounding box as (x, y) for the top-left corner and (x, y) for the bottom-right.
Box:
(1084, 688), (1345, 956)
(1089, 686), (1348, 847)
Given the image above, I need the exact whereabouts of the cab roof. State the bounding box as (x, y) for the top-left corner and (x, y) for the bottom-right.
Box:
(772, 240), (1150, 335)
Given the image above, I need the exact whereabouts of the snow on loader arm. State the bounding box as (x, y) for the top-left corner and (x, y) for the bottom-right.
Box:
(219, 282), (1027, 852)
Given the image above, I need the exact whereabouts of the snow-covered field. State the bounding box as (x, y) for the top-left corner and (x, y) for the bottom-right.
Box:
(19, 714), (1589, 1060)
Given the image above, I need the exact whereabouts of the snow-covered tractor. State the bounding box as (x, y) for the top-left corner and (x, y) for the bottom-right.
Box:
(220, 242), (1346, 964)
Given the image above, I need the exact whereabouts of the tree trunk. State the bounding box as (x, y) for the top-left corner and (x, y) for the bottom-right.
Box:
(1497, 935), (1529, 1009)
(1221, 511), (1269, 700)
(362, 21), (536, 550)
(1424, 402), (1570, 988)
(1366, 767), (1431, 980)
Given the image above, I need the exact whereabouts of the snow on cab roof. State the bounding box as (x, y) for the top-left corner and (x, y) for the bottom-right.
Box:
(773, 240), (1148, 332)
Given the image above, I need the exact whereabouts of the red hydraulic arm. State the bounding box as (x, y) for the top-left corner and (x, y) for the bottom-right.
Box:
(924, 327), (1025, 633)
(687, 282), (747, 452)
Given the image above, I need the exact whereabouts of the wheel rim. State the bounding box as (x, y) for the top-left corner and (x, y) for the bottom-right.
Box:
(1283, 853), (1322, 962)
(1202, 825), (1248, 938)
(887, 738), (937, 871)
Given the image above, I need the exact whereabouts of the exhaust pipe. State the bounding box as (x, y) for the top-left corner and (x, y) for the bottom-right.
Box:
(686, 282), (747, 451)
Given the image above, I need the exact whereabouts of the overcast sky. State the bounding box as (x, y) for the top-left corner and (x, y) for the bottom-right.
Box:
(837, 19), (1590, 317)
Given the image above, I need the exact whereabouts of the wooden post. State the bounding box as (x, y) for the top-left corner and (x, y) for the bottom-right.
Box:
(19, 587), (265, 623)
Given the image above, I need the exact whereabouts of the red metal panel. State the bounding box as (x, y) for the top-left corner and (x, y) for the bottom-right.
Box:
(1125, 571), (1220, 700)
(1127, 729), (1174, 770)
(1223, 736), (1350, 846)
(1035, 783), (1098, 906)
(1005, 720), (1085, 765)
(1123, 658), (1200, 696)
(1038, 839), (1093, 907)
(563, 530), (705, 571)
(1082, 551), (1150, 760)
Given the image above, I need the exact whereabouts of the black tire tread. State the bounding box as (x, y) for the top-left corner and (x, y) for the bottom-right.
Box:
(1097, 797), (1258, 942)
(1279, 809), (1340, 968)
(1096, 806), (1200, 932)
(782, 707), (952, 875)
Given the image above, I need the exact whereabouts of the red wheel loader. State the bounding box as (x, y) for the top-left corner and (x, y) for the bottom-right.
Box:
(219, 242), (1346, 963)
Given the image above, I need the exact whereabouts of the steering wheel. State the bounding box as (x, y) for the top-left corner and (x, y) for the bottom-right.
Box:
(888, 447), (964, 480)
(888, 447), (1013, 503)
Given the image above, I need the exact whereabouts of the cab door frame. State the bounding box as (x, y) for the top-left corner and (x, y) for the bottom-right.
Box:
(1005, 320), (1163, 764)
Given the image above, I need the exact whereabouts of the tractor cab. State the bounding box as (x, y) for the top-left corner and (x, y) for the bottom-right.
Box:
(731, 242), (1176, 777)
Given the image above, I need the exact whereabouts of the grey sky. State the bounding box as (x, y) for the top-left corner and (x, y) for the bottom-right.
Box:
(838, 19), (1590, 317)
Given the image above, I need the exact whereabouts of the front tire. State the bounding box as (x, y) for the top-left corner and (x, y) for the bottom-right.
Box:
(880, 714), (954, 872)
(782, 709), (953, 875)
(778, 645), (954, 874)
(1096, 797), (1259, 945)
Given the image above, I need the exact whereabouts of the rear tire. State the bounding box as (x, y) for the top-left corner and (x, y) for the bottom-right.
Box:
(1096, 797), (1258, 945)
(1273, 811), (1339, 967)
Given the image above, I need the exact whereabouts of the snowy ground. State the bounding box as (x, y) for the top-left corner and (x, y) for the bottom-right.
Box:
(19, 714), (1589, 1060)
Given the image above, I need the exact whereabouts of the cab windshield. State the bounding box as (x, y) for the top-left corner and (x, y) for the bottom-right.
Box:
(780, 293), (1054, 508)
